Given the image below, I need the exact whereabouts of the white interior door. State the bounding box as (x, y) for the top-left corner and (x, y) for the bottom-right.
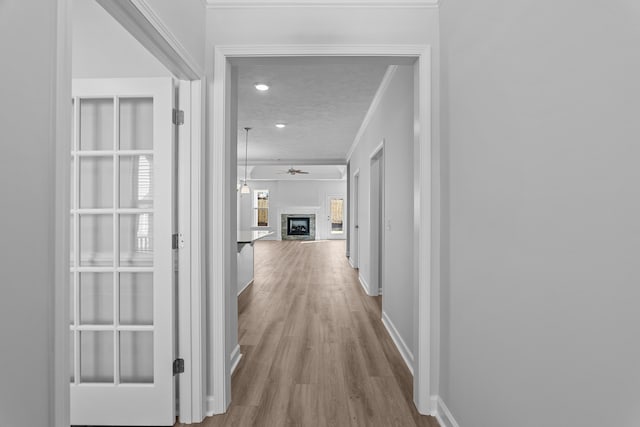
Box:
(70, 78), (176, 426)
(353, 173), (360, 267)
(326, 195), (346, 239)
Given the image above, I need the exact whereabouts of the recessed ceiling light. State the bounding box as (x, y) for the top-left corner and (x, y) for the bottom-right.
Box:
(275, 123), (286, 129)
(254, 83), (269, 91)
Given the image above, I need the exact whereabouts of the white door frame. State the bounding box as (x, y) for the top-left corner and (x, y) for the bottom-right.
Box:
(209, 44), (440, 415)
(370, 141), (385, 296)
(351, 169), (361, 269)
(55, 1), (206, 424)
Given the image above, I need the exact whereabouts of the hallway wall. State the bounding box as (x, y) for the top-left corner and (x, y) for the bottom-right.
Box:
(0, 1), (64, 425)
(348, 65), (415, 365)
(440, 1), (640, 426)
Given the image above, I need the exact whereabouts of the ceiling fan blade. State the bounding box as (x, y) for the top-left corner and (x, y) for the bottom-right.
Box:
(296, 171), (310, 174)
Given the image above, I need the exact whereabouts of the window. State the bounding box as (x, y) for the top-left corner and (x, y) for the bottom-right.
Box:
(253, 190), (269, 227)
(135, 156), (152, 252)
(330, 198), (344, 233)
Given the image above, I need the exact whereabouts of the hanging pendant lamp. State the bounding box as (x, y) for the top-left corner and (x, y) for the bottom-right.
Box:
(240, 127), (251, 194)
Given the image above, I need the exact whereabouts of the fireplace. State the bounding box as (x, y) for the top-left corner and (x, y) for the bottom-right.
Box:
(288, 217), (310, 236)
(281, 213), (316, 240)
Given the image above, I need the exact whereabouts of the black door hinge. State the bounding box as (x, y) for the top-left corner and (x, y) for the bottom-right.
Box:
(172, 109), (184, 126)
(173, 358), (185, 375)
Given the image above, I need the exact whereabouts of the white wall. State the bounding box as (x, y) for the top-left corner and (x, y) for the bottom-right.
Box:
(238, 180), (346, 240)
(0, 1), (62, 425)
(72, 0), (169, 78)
(146, 0), (206, 73)
(348, 65), (415, 358)
(208, 6), (438, 46)
(0, 0), (203, 424)
(440, 1), (640, 426)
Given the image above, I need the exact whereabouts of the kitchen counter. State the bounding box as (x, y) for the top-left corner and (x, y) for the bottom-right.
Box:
(237, 230), (274, 244)
(237, 230), (273, 295)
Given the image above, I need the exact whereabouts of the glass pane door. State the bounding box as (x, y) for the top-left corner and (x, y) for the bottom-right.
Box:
(327, 196), (345, 239)
(71, 95), (156, 387)
(70, 78), (174, 426)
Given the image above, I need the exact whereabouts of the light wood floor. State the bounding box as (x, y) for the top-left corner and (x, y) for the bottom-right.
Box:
(179, 240), (438, 427)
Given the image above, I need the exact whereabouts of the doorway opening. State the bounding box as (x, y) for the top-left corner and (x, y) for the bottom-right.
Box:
(370, 144), (385, 296)
(352, 170), (360, 269)
(212, 46), (437, 417)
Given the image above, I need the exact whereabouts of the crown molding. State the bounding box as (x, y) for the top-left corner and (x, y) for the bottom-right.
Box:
(207, 0), (439, 9)
(97, 0), (203, 78)
(346, 65), (397, 161)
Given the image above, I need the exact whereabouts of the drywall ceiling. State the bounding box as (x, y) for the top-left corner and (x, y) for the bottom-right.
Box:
(236, 58), (391, 166)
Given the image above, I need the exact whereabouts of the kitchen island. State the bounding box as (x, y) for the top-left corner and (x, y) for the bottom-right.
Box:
(237, 230), (273, 294)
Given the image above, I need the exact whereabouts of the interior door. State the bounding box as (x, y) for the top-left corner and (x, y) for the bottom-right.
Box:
(353, 173), (359, 267)
(70, 78), (176, 426)
(326, 195), (346, 239)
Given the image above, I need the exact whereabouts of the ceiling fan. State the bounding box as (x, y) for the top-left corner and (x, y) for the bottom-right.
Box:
(278, 167), (310, 175)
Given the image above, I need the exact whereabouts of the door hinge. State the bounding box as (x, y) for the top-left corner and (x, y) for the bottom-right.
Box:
(172, 109), (184, 126)
(173, 358), (185, 375)
(172, 233), (184, 249)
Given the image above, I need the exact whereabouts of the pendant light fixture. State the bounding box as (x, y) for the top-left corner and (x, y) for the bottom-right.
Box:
(240, 127), (251, 194)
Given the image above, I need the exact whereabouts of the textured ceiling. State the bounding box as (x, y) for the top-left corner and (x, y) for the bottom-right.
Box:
(236, 59), (389, 165)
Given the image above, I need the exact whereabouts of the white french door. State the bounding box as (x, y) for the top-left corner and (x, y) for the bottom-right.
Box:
(70, 78), (176, 426)
(326, 195), (346, 239)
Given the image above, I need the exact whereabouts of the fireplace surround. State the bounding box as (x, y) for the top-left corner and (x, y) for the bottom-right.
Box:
(287, 217), (310, 236)
(281, 214), (316, 240)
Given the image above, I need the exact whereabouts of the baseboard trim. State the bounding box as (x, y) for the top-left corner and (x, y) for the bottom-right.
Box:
(348, 257), (356, 269)
(206, 396), (216, 417)
(381, 311), (414, 375)
(230, 344), (242, 375)
(238, 279), (253, 296)
(358, 273), (371, 295)
(433, 396), (460, 427)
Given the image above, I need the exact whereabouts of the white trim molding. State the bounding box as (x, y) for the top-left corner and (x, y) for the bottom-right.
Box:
(209, 43), (439, 418)
(54, 2), (72, 426)
(176, 80), (206, 424)
(381, 311), (414, 375)
(432, 396), (461, 427)
(347, 66), (397, 161)
(206, 396), (217, 417)
(207, 0), (439, 8)
(369, 140), (385, 160)
(238, 279), (254, 296)
(97, 0), (203, 78)
(230, 345), (243, 375)
(358, 273), (373, 296)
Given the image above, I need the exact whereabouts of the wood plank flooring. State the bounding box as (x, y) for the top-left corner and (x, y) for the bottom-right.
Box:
(178, 240), (438, 427)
